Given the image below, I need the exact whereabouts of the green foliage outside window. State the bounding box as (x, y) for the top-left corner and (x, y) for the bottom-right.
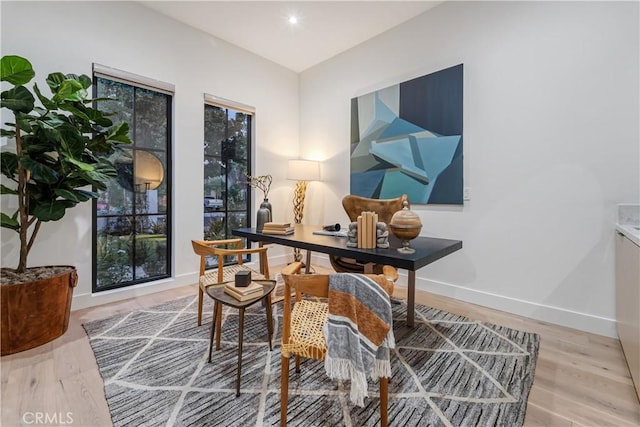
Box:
(203, 104), (251, 268)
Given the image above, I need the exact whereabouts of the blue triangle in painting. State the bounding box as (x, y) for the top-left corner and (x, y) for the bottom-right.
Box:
(378, 117), (425, 139)
(350, 169), (386, 198)
(416, 135), (461, 180)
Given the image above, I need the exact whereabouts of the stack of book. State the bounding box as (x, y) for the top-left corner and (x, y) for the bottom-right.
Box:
(261, 222), (295, 235)
(357, 211), (378, 249)
(224, 281), (264, 301)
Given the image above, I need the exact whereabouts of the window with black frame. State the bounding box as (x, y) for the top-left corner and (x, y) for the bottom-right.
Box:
(92, 67), (173, 291)
(203, 100), (252, 268)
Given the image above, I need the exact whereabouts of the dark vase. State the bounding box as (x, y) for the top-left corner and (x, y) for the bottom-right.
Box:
(256, 198), (272, 231)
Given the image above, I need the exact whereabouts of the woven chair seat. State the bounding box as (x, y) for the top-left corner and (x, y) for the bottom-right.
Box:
(282, 300), (328, 360)
(199, 264), (265, 288)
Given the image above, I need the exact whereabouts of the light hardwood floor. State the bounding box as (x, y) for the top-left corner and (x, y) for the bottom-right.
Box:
(2, 266), (639, 426)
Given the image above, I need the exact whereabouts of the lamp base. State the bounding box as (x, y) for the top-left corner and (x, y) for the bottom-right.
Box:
(293, 181), (308, 224)
(292, 180), (308, 263)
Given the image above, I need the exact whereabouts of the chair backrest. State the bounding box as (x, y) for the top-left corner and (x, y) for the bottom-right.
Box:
(191, 239), (244, 277)
(341, 194), (408, 224)
(281, 262), (329, 301)
(280, 262), (394, 305)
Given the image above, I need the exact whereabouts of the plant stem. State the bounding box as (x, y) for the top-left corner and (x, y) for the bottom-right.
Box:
(26, 220), (42, 257)
(15, 126), (29, 273)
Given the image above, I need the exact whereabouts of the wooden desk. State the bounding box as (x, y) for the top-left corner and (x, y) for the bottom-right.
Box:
(233, 225), (462, 328)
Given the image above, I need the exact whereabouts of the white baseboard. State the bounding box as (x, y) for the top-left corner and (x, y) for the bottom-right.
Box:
(71, 272), (199, 311)
(417, 276), (618, 338)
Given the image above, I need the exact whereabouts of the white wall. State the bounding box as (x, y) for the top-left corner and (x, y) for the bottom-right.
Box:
(2, 1), (638, 337)
(299, 1), (639, 337)
(0, 1), (300, 308)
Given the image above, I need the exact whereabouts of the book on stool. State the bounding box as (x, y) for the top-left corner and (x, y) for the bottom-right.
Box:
(224, 281), (263, 301)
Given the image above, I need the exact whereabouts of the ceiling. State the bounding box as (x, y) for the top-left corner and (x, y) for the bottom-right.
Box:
(139, 1), (441, 73)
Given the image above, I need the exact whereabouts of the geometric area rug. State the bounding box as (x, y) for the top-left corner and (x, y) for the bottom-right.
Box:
(82, 288), (539, 427)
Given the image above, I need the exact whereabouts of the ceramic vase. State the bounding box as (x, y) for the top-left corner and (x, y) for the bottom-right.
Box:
(389, 200), (422, 253)
(256, 198), (272, 231)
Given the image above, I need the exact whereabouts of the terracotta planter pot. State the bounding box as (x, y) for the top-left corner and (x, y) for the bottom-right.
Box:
(1, 266), (78, 356)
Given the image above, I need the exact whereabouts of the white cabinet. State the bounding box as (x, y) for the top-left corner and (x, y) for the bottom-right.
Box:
(616, 231), (640, 401)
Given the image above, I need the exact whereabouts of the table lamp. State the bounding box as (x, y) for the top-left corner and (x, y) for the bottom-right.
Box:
(287, 159), (321, 224)
(287, 159), (321, 261)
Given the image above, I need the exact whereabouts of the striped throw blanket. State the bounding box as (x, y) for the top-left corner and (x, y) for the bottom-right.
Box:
(323, 273), (395, 407)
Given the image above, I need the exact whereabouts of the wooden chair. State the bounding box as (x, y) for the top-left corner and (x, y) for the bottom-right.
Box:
(279, 262), (391, 427)
(329, 194), (408, 277)
(191, 239), (269, 340)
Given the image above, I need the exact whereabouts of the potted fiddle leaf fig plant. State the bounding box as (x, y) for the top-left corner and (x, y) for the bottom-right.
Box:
(0, 55), (131, 355)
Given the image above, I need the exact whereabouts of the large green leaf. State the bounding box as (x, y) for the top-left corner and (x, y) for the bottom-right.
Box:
(21, 134), (57, 154)
(54, 188), (91, 202)
(53, 79), (87, 103)
(1, 128), (16, 138)
(0, 212), (19, 230)
(79, 105), (113, 127)
(59, 128), (86, 158)
(14, 112), (36, 133)
(78, 74), (92, 90)
(82, 160), (118, 190)
(58, 102), (91, 122)
(107, 121), (132, 144)
(1, 86), (35, 113)
(46, 72), (66, 92)
(31, 120), (62, 147)
(39, 113), (66, 130)
(33, 83), (57, 110)
(85, 134), (110, 153)
(1, 56), (34, 85)
(32, 199), (71, 222)
(20, 157), (59, 184)
(65, 156), (94, 172)
(77, 189), (99, 199)
(0, 152), (18, 178)
(0, 183), (17, 194)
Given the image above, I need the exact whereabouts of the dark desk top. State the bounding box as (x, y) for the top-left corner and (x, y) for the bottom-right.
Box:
(233, 225), (462, 271)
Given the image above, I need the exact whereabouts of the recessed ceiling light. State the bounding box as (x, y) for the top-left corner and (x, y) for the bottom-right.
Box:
(288, 16), (298, 25)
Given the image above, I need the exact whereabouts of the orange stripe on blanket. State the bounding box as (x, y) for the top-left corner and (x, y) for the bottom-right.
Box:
(328, 289), (390, 346)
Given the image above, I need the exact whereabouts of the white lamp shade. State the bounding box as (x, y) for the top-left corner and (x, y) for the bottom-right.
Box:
(287, 159), (320, 182)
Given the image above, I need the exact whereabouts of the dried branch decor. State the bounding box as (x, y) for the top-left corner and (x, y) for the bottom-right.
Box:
(243, 173), (272, 200)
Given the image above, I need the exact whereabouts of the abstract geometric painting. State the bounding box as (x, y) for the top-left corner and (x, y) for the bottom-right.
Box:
(350, 64), (463, 204)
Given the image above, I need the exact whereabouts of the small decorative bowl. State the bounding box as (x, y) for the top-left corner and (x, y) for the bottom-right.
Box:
(389, 201), (422, 253)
